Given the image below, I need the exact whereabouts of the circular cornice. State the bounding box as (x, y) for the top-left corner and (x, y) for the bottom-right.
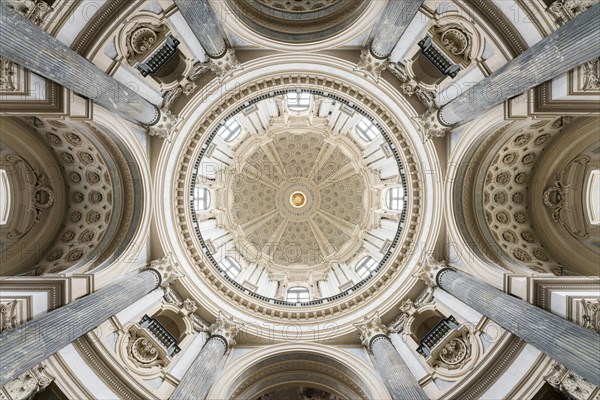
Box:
(154, 54), (441, 338)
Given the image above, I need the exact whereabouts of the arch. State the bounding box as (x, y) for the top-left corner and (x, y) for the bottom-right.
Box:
(206, 343), (390, 400)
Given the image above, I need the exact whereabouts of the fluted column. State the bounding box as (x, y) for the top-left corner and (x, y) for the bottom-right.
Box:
(421, 3), (600, 136)
(356, 0), (423, 81)
(0, 2), (178, 139)
(173, 0), (240, 80)
(170, 313), (239, 400)
(0, 257), (181, 386)
(355, 313), (428, 400)
(418, 258), (600, 385)
(370, 0), (424, 59)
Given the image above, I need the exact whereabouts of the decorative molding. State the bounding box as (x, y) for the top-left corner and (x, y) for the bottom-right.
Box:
(173, 74), (422, 320)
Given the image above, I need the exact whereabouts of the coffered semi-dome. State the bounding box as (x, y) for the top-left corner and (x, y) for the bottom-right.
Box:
(190, 91), (409, 305)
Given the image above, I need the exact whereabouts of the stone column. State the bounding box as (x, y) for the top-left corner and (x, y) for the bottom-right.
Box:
(420, 3), (600, 136)
(418, 258), (600, 385)
(0, 2), (178, 139)
(170, 313), (239, 400)
(357, 0), (424, 81)
(173, 0), (240, 80)
(355, 313), (428, 400)
(0, 257), (181, 387)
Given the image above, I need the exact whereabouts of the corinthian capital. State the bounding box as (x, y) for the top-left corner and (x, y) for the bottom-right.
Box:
(208, 48), (242, 82)
(415, 255), (451, 287)
(209, 312), (240, 349)
(147, 109), (181, 141)
(145, 255), (183, 288)
(414, 109), (452, 139)
(355, 48), (389, 83)
(354, 312), (388, 351)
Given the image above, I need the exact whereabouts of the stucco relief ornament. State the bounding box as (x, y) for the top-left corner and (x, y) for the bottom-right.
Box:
(354, 312), (388, 350)
(145, 255), (183, 288)
(208, 48), (242, 82)
(581, 299), (599, 333)
(0, 57), (15, 92)
(414, 109), (452, 139)
(147, 109), (181, 141)
(544, 362), (597, 400)
(2, 363), (54, 400)
(355, 48), (389, 83)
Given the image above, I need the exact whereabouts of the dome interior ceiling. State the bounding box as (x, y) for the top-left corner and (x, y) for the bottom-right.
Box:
(191, 91), (409, 304)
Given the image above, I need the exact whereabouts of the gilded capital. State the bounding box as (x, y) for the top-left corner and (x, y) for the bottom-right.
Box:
(354, 312), (388, 351)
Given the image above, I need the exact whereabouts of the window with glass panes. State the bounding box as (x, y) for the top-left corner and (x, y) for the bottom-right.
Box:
(221, 256), (241, 279)
(193, 187), (211, 210)
(286, 92), (311, 112)
(386, 187), (404, 211)
(355, 117), (380, 142)
(217, 117), (242, 142)
(356, 256), (379, 279)
(287, 286), (310, 302)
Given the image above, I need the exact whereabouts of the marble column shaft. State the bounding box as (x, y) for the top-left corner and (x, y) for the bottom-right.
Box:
(0, 269), (160, 387)
(370, 335), (429, 400)
(438, 3), (600, 126)
(170, 336), (227, 400)
(0, 2), (160, 126)
(173, 0), (228, 58)
(437, 268), (600, 385)
(370, 0), (424, 58)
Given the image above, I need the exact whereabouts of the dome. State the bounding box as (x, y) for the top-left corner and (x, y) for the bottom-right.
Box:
(190, 91), (409, 304)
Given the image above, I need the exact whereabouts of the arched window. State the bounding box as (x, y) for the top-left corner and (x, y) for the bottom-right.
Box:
(221, 256), (241, 279)
(286, 92), (311, 112)
(356, 256), (378, 279)
(193, 187), (211, 211)
(386, 187), (404, 211)
(355, 117), (380, 142)
(287, 286), (310, 303)
(217, 117), (242, 142)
